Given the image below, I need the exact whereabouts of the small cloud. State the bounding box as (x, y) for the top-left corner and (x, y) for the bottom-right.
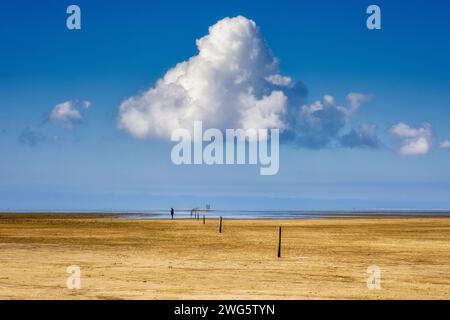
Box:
(390, 122), (432, 155)
(341, 123), (381, 149)
(49, 100), (91, 128)
(50, 101), (81, 128)
(440, 139), (450, 149)
(82, 100), (92, 109)
(18, 128), (46, 147)
(390, 122), (420, 138)
(346, 92), (373, 113)
(323, 94), (336, 106)
(265, 74), (292, 87)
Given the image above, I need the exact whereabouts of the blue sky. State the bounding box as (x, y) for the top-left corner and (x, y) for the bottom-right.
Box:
(1, 0), (450, 211)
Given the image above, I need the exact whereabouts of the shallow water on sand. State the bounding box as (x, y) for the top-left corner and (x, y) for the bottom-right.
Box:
(120, 209), (450, 219)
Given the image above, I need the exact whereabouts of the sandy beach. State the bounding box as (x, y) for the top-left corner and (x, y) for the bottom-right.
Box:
(0, 213), (450, 299)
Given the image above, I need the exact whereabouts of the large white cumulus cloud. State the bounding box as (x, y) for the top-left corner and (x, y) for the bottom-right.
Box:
(118, 16), (380, 150)
(118, 16), (294, 140)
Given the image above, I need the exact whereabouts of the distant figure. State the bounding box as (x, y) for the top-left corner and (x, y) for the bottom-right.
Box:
(170, 208), (174, 220)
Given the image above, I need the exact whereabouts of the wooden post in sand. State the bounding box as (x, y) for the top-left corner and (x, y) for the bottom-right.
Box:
(203, 215), (205, 224)
(219, 216), (223, 233)
(277, 226), (282, 258)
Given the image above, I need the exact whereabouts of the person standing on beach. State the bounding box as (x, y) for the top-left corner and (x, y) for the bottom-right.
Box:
(170, 208), (174, 220)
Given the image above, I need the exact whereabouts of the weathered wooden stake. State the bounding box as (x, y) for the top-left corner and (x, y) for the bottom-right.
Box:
(203, 215), (205, 224)
(219, 216), (223, 233)
(277, 226), (282, 258)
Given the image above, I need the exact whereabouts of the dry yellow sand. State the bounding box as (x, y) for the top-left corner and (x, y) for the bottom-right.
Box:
(1, 213), (450, 299)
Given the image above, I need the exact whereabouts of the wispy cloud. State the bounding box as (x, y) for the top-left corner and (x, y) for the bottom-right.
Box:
(341, 123), (381, 149)
(346, 92), (373, 113)
(18, 127), (46, 147)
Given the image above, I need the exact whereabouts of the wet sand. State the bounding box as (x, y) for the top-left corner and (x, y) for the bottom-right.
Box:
(1, 213), (450, 299)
